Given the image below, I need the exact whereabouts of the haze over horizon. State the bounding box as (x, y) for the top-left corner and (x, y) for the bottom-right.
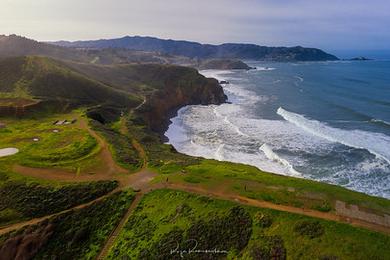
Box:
(1, 0), (390, 53)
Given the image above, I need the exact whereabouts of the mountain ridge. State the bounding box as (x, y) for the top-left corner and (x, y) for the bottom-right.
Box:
(51, 35), (339, 61)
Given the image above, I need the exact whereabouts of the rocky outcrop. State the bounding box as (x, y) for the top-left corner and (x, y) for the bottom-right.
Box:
(0, 220), (54, 260)
(136, 67), (227, 136)
(198, 59), (254, 70)
(348, 56), (372, 61)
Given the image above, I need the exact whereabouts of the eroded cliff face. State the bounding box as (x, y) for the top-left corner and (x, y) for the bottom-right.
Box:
(137, 72), (227, 135)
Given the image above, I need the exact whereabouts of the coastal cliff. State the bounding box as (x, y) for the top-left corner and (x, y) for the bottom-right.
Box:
(135, 66), (227, 135)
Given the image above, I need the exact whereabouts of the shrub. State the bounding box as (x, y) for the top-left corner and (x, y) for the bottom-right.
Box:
(294, 220), (324, 239)
(312, 201), (332, 212)
(91, 121), (142, 169)
(0, 190), (135, 260)
(0, 180), (118, 222)
(140, 206), (252, 259)
(139, 227), (184, 260)
(250, 235), (286, 260)
(254, 212), (273, 228)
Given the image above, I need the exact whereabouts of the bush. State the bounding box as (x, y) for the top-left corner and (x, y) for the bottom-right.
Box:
(0, 208), (20, 224)
(140, 227), (184, 260)
(294, 220), (324, 239)
(254, 212), (273, 228)
(312, 201), (332, 212)
(250, 235), (286, 260)
(16, 190), (134, 260)
(0, 180), (118, 223)
(140, 206), (252, 259)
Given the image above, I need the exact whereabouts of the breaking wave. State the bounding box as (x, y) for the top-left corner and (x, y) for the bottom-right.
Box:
(260, 144), (301, 176)
(277, 107), (390, 164)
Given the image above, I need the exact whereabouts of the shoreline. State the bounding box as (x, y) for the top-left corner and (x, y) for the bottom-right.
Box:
(163, 68), (390, 200)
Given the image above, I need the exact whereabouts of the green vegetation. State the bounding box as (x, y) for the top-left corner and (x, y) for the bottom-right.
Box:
(91, 120), (142, 171)
(294, 220), (325, 239)
(0, 48), (389, 259)
(26, 132), (97, 165)
(0, 189), (135, 260)
(0, 111), (102, 170)
(0, 180), (118, 226)
(126, 112), (199, 173)
(0, 56), (140, 108)
(108, 189), (390, 260)
(154, 160), (390, 215)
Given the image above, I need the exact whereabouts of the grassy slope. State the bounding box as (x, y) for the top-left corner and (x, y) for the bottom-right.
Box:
(0, 180), (118, 227)
(0, 56), (140, 108)
(0, 35), (86, 61)
(108, 189), (390, 260)
(153, 160), (390, 215)
(0, 189), (134, 260)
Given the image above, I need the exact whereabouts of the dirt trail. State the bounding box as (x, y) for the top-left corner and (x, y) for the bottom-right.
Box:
(97, 194), (144, 260)
(0, 188), (120, 236)
(162, 183), (390, 235)
(119, 114), (148, 169)
(0, 170), (157, 237)
(79, 117), (128, 175)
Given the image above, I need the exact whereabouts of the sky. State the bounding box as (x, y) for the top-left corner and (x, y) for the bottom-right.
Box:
(1, 0), (389, 52)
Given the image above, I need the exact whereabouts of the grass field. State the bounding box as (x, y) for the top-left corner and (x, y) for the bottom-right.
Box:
(107, 189), (390, 260)
(0, 111), (101, 171)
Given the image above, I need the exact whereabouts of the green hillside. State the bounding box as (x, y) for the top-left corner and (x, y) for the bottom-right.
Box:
(0, 56), (139, 108)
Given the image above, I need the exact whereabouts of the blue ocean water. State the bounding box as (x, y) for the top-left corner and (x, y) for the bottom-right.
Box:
(165, 60), (390, 198)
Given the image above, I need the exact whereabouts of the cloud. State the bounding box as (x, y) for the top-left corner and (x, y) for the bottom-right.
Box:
(0, 0), (389, 49)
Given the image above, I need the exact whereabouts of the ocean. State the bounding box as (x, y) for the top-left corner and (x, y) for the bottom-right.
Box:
(165, 60), (390, 199)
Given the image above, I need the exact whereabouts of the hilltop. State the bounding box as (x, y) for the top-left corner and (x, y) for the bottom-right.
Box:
(53, 35), (339, 61)
(0, 35), (86, 61)
(0, 56), (137, 110)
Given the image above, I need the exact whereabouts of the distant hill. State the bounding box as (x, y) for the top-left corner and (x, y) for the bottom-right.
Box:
(0, 35), (183, 65)
(53, 36), (339, 61)
(0, 56), (138, 107)
(0, 35), (87, 61)
(198, 59), (253, 70)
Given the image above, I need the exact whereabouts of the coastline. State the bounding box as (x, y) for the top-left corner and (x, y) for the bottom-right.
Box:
(164, 67), (390, 199)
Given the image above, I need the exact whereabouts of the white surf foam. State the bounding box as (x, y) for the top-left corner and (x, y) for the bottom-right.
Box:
(294, 76), (304, 82)
(200, 70), (233, 81)
(371, 118), (390, 126)
(277, 107), (390, 164)
(213, 106), (249, 137)
(215, 144), (225, 161)
(260, 144), (301, 176)
(255, 67), (276, 71)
